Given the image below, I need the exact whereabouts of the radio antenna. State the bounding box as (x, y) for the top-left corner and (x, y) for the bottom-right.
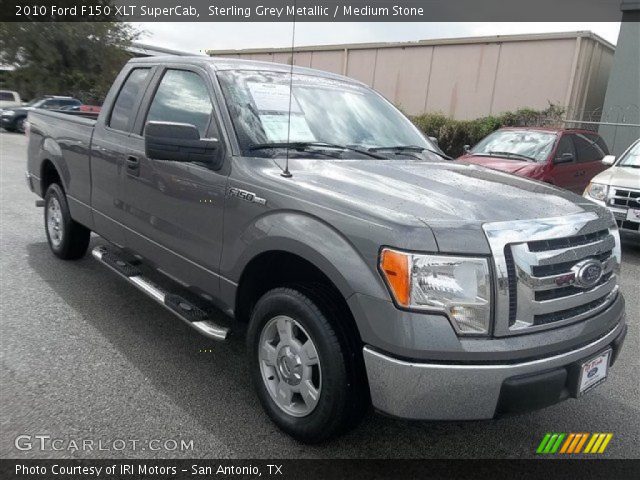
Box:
(281, 1), (296, 178)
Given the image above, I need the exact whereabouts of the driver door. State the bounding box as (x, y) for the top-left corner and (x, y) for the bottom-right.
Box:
(121, 66), (230, 296)
(550, 133), (582, 193)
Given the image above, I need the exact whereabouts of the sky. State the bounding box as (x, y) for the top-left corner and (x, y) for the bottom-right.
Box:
(135, 22), (621, 54)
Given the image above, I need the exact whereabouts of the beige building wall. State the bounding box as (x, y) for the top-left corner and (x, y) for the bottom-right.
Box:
(207, 32), (615, 120)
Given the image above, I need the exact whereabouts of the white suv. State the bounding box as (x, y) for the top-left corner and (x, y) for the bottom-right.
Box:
(584, 138), (640, 238)
(0, 90), (22, 110)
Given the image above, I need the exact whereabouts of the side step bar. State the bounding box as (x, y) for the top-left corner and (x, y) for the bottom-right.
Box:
(92, 245), (229, 341)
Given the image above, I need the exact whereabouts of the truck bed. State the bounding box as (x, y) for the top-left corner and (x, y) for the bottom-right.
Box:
(26, 108), (98, 229)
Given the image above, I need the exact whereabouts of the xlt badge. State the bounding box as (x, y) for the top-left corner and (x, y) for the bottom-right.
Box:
(229, 187), (266, 206)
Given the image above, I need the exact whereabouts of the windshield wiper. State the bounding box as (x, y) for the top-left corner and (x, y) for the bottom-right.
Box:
(618, 164), (640, 168)
(480, 151), (537, 162)
(368, 145), (453, 160)
(249, 142), (387, 159)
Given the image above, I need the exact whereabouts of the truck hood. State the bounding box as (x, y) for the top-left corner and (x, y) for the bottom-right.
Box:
(456, 154), (540, 174)
(590, 165), (640, 190)
(286, 158), (604, 252)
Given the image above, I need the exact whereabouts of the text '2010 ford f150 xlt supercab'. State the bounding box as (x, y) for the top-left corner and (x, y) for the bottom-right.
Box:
(26, 56), (627, 443)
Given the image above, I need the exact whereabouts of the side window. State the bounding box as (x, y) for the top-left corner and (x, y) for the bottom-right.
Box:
(41, 100), (59, 110)
(586, 133), (609, 155)
(146, 69), (215, 137)
(109, 68), (150, 131)
(555, 135), (576, 162)
(573, 134), (605, 163)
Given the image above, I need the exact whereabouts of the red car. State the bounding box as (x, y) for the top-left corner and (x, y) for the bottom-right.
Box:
(457, 127), (612, 194)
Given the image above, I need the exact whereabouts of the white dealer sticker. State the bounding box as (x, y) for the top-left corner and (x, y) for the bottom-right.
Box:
(626, 208), (640, 222)
(259, 114), (316, 143)
(578, 349), (611, 396)
(247, 83), (301, 113)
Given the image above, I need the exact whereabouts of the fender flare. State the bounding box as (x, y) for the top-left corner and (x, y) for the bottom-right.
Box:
(222, 210), (389, 303)
(38, 138), (68, 191)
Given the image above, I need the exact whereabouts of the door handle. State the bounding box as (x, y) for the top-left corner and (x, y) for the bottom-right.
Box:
(126, 155), (140, 176)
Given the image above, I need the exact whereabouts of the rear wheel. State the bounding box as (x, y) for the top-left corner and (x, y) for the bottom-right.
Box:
(44, 183), (90, 259)
(247, 287), (367, 443)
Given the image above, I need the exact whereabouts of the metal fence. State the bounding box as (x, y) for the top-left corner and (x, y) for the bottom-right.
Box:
(562, 105), (640, 156)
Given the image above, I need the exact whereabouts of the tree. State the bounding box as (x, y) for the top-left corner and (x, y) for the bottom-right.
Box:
(0, 22), (139, 104)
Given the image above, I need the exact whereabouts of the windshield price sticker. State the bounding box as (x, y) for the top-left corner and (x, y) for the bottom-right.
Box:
(248, 83), (302, 113)
(259, 114), (316, 143)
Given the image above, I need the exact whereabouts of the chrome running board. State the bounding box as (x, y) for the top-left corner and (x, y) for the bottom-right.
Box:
(92, 245), (229, 341)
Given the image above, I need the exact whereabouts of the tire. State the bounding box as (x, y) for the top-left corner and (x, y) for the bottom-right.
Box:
(247, 287), (367, 443)
(44, 183), (90, 260)
(15, 117), (26, 134)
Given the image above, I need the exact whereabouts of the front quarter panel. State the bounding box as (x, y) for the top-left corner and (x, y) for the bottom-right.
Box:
(219, 209), (390, 308)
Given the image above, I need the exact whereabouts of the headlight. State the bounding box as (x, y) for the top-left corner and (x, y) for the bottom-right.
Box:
(379, 248), (491, 335)
(585, 182), (608, 201)
(1, 110), (15, 116)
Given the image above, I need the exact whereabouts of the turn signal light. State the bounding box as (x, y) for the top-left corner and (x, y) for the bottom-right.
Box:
(380, 248), (410, 307)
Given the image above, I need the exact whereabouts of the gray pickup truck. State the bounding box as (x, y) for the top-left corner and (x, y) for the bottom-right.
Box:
(26, 56), (627, 442)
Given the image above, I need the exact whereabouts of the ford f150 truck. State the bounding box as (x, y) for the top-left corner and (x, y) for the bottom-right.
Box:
(26, 57), (627, 443)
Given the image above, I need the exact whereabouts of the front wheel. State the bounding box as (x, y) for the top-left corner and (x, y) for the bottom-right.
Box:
(44, 183), (90, 259)
(15, 117), (26, 134)
(247, 287), (367, 443)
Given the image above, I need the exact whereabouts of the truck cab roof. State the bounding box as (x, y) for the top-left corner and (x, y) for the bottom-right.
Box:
(127, 55), (366, 87)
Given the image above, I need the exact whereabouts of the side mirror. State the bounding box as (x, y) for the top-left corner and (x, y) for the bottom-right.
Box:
(463, 144), (471, 153)
(601, 155), (615, 166)
(554, 152), (575, 164)
(429, 136), (439, 146)
(144, 121), (221, 166)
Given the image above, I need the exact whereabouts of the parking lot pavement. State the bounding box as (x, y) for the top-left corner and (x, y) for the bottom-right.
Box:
(1, 129), (638, 459)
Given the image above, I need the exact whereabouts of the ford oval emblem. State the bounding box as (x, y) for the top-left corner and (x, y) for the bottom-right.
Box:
(587, 367), (599, 378)
(571, 259), (604, 288)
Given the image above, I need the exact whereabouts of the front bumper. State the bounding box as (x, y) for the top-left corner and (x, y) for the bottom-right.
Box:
(364, 321), (627, 420)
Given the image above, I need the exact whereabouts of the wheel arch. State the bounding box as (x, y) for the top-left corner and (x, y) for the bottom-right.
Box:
(40, 158), (63, 194)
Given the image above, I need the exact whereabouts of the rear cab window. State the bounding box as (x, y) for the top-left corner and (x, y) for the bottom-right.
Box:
(109, 68), (151, 132)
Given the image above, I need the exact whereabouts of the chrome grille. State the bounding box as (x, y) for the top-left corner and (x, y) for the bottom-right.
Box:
(483, 212), (621, 337)
(607, 187), (640, 233)
(609, 188), (640, 208)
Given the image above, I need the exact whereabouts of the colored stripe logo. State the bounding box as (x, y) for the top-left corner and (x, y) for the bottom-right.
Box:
(536, 433), (613, 454)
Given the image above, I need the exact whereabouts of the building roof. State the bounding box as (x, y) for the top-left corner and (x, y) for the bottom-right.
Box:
(206, 30), (615, 56)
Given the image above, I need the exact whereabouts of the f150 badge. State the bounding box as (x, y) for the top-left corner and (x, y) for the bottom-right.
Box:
(229, 187), (267, 206)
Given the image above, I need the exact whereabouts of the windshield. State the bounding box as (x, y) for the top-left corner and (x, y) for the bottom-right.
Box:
(216, 70), (434, 158)
(471, 130), (557, 162)
(618, 140), (640, 167)
(24, 98), (46, 107)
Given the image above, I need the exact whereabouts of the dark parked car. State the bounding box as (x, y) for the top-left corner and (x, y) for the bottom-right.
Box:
(1, 95), (81, 133)
(457, 127), (612, 194)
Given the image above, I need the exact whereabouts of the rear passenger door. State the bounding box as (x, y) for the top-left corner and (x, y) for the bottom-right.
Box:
(91, 66), (155, 246)
(573, 133), (608, 193)
(121, 66), (230, 296)
(580, 133), (609, 188)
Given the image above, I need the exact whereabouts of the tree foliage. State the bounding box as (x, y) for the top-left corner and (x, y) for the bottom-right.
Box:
(0, 21), (139, 104)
